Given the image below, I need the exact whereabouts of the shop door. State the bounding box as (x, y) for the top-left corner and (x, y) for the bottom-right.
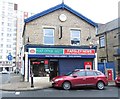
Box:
(49, 60), (58, 80)
(107, 69), (113, 81)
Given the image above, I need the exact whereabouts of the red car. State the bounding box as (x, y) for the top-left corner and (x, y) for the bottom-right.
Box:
(51, 69), (108, 90)
(115, 73), (120, 87)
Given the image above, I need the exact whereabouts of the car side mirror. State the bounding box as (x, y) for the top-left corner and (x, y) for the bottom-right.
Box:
(72, 74), (77, 78)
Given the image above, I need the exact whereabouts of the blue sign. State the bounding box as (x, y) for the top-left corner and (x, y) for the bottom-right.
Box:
(28, 54), (95, 58)
(117, 48), (120, 54)
(7, 53), (13, 61)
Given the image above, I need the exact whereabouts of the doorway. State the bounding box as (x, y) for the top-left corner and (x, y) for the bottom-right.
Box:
(118, 59), (120, 72)
(49, 59), (59, 80)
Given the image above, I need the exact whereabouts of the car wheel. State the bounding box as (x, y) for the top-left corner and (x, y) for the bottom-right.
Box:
(97, 81), (105, 90)
(62, 81), (71, 90)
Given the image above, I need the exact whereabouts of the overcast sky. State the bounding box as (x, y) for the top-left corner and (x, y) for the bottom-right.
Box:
(8, 0), (120, 24)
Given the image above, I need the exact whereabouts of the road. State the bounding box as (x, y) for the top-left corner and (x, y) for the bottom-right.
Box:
(0, 73), (120, 99)
(1, 86), (119, 99)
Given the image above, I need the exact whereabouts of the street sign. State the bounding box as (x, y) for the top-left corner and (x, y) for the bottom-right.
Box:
(7, 53), (13, 61)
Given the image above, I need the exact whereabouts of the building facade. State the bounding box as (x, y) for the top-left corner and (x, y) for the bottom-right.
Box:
(0, 0), (33, 72)
(16, 11), (34, 72)
(22, 3), (98, 82)
(97, 18), (120, 74)
(0, 0), (18, 71)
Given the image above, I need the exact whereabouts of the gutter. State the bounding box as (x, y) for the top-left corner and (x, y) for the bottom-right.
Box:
(22, 23), (27, 45)
(22, 22), (26, 37)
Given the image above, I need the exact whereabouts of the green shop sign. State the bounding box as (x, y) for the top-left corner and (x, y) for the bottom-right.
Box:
(36, 48), (63, 54)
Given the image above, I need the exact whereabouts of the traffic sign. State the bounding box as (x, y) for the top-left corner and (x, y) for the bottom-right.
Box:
(7, 53), (13, 61)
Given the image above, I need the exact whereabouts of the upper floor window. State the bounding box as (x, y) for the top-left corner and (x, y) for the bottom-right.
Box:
(43, 28), (54, 45)
(6, 44), (11, 48)
(0, 44), (3, 47)
(70, 29), (80, 45)
(1, 33), (4, 36)
(0, 56), (2, 59)
(0, 49), (3, 53)
(99, 36), (105, 47)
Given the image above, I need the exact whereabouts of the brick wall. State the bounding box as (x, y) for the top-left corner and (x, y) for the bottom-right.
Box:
(24, 9), (96, 46)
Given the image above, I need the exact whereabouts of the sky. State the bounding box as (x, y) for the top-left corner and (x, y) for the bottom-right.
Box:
(8, 0), (120, 24)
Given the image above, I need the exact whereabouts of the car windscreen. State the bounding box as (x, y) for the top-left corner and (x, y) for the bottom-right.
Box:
(64, 71), (77, 76)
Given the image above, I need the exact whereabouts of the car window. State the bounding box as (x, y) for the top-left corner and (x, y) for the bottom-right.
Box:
(95, 71), (102, 75)
(74, 71), (85, 77)
(86, 71), (96, 76)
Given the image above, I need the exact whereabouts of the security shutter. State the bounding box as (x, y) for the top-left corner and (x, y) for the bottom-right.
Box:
(59, 59), (84, 75)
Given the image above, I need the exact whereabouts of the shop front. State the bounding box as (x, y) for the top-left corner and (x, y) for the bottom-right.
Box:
(24, 45), (97, 82)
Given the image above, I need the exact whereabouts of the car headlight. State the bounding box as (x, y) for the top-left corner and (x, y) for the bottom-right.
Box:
(54, 78), (64, 82)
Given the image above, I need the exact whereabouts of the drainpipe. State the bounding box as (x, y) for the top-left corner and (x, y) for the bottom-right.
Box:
(22, 23), (26, 45)
(105, 32), (108, 62)
(59, 26), (62, 39)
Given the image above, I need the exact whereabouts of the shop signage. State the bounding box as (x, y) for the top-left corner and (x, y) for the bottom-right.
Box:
(64, 49), (95, 55)
(29, 48), (95, 55)
(32, 62), (40, 64)
(36, 48), (63, 54)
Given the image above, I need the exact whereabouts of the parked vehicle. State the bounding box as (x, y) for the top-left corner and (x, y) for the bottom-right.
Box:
(2, 69), (8, 74)
(51, 69), (108, 90)
(14, 68), (20, 74)
(115, 73), (120, 87)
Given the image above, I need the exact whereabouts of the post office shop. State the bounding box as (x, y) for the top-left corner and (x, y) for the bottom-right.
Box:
(24, 44), (97, 82)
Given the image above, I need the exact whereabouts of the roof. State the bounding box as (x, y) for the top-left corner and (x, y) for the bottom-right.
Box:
(97, 18), (120, 34)
(24, 3), (98, 27)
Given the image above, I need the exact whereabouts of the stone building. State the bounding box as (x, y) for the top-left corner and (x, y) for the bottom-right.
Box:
(97, 18), (120, 73)
(22, 3), (98, 82)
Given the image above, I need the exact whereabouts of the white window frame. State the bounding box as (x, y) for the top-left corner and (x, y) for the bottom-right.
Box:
(43, 28), (55, 45)
(70, 29), (81, 46)
(99, 36), (105, 47)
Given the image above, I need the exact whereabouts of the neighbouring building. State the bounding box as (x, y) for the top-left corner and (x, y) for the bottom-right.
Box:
(22, 3), (98, 82)
(16, 11), (34, 72)
(0, 0), (34, 72)
(0, 0), (18, 72)
(97, 18), (120, 74)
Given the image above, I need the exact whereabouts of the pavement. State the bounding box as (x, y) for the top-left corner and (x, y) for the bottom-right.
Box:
(0, 73), (52, 91)
(0, 73), (116, 91)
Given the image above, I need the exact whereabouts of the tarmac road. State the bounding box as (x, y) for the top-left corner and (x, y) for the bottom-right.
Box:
(1, 86), (119, 98)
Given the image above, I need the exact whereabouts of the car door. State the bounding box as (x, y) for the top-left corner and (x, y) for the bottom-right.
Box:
(85, 71), (98, 86)
(71, 71), (86, 87)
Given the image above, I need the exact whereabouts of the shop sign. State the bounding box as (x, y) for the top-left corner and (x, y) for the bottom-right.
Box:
(36, 48), (63, 54)
(28, 54), (95, 58)
(29, 48), (95, 55)
(29, 48), (36, 54)
(64, 49), (95, 55)
(32, 62), (40, 64)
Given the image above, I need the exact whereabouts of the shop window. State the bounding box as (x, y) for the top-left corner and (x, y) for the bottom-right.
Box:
(70, 29), (80, 45)
(32, 61), (47, 77)
(43, 28), (54, 45)
(99, 36), (105, 47)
